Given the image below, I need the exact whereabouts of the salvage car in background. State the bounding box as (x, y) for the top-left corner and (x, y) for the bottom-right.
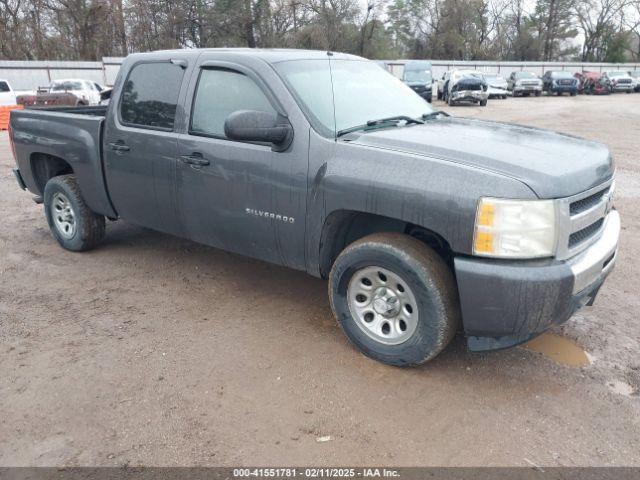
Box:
(48, 79), (104, 105)
(542, 71), (578, 96)
(582, 72), (611, 95)
(574, 72), (588, 94)
(481, 73), (509, 99)
(402, 61), (433, 102)
(0, 79), (17, 106)
(26, 79), (105, 107)
(442, 70), (488, 106)
(507, 71), (542, 97)
(602, 71), (634, 93)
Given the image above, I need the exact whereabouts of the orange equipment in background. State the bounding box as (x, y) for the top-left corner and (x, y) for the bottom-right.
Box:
(0, 105), (24, 130)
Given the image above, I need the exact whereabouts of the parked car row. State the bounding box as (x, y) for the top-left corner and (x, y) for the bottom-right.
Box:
(390, 61), (640, 107)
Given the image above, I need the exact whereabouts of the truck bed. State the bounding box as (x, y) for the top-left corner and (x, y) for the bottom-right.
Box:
(26, 105), (108, 116)
(9, 105), (116, 218)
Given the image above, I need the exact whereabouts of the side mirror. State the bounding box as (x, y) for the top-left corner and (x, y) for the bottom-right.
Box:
(224, 110), (293, 152)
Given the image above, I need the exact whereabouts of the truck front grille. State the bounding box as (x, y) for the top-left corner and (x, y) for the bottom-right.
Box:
(569, 218), (605, 248)
(569, 188), (608, 215)
(556, 179), (614, 260)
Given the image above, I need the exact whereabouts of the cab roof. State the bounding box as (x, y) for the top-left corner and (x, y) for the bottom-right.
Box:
(130, 48), (365, 64)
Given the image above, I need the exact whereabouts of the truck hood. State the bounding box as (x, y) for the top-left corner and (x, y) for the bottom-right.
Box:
(348, 117), (613, 198)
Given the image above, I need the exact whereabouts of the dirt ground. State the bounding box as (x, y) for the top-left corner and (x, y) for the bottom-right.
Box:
(1, 93), (639, 467)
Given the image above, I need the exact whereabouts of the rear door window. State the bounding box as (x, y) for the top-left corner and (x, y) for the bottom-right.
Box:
(120, 62), (185, 130)
(0, 81), (10, 92)
(190, 68), (276, 138)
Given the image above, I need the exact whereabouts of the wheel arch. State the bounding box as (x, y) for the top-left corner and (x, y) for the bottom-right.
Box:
(30, 152), (74, 195)
(318, 209), (454, 279)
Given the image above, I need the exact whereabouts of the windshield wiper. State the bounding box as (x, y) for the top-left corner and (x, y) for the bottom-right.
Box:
(422, 111), (449, 120)
(366, 115), (424, 127)
(337, 115), (423, 138)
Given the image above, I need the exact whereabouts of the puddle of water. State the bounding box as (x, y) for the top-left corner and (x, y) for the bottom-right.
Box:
(522, 333), (591, 367)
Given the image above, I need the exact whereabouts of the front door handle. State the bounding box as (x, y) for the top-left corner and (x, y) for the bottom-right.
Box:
(180, 153), (210, 167)
(108, 142), (130, 152)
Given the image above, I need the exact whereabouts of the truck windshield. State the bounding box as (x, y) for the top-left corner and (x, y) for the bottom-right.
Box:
(404, 70), (432, 83)
(515, 72), (536, 79)
(275, 59), (434, 138)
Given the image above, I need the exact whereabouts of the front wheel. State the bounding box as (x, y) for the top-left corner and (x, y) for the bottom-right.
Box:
(480, 99), (488, 106)
(329, 233), (460, 366)
(44, 174), (105, 251)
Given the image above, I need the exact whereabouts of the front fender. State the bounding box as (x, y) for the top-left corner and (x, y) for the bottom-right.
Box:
(304, 135), (536, 276)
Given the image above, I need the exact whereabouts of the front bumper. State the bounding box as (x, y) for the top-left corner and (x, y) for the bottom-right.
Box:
(451, 90), (488, 103)
(487, 86), (509, 97)
(611, 84), (634, 92)
(409, 85), (432, 101)
(513, 85), (542, 93)
(550, 85), (578, 93)
(455, 210), (620, 351)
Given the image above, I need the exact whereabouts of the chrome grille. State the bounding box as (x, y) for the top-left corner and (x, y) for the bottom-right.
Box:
(556, 178), (614, 260)
(570, 188), (608, 215)
(569, 218), (604, 248)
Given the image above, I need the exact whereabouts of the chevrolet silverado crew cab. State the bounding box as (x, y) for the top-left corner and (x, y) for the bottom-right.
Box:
(9, 49), (619, 366)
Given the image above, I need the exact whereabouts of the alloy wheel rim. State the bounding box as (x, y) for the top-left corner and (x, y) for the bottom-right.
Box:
(51, 192), (76, 239)
(347, 266), (419, 345)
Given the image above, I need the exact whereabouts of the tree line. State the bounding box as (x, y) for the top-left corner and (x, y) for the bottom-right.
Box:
(1, 0), (639, 62)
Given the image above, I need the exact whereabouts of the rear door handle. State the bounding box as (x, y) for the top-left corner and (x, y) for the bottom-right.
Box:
(180, 153), (210, 167)
(108, 142), (130, 152)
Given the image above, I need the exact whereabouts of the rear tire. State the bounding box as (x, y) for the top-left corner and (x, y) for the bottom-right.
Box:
(480, 99), (488, 106)
(329, 233), (460, 367)
(44, 174), (105, 252)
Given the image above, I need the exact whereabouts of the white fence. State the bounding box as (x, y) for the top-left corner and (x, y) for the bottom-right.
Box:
(0, 57), (124, 92)
(2, 56), (640, 91)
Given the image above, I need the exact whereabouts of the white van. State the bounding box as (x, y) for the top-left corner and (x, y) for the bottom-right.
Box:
(0, 79), (17, 106)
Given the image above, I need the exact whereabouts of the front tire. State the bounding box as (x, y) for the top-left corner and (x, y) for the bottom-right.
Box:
(329, 233), (460, 366)
(480, 99), (488, 106)
(44, 174), (105, 251)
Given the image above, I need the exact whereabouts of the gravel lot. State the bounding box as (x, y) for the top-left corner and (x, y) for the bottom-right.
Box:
(1, 93), (639, 467)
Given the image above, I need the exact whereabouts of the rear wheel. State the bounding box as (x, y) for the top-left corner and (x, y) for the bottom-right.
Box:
(329, 233), (460, 366)
(480, 99), (488, 106)
(44, 174), (105, 251)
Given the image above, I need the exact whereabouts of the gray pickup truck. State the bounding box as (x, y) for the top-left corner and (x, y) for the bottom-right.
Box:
(9, 49), (620, 366)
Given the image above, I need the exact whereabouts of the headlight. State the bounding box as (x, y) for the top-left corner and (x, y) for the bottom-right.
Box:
(473, 197), (557, 258)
